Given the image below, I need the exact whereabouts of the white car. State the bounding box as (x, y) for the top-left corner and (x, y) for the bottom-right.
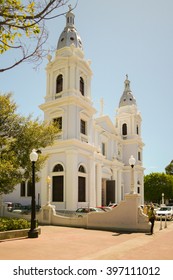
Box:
(75, 207), (105, 217)
(155, 206), (173, 220)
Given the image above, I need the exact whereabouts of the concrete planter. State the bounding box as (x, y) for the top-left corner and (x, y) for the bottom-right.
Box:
(0, 227), (41, 240)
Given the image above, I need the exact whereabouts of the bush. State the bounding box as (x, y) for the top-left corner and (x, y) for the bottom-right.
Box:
(0, 217), (30, 232)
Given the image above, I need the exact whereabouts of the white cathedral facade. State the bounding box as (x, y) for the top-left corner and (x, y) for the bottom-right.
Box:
(4, 8), (145, 210)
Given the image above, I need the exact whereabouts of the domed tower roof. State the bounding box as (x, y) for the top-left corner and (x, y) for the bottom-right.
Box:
(119, 75), (136, 107)
(57, 5), (83, 50)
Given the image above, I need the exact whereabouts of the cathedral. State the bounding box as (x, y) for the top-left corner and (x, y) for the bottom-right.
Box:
(4, 7), (144, 210)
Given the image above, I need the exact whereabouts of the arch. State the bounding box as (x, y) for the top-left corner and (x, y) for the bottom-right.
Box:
(53, 163), (64, 172)
(136, 124), (139, 135)
(80, 77), (84, 96)
(122, 123), (127, 136)
(102, 167), (112, 177)
(56, 74), (63, 93)
(78, 165), (86, 173)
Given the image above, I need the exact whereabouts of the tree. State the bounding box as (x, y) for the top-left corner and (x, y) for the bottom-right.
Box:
(0, 0), (72, 72)
(0, 93), (58, 194)
(165, 160), (173, 175)
(144, 172), (173, 203)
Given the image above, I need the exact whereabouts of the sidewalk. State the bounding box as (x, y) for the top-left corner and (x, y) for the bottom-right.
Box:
(0, 220), (173, 260)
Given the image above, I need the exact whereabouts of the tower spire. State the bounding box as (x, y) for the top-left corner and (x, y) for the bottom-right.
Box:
(66, 5), (75, 27)
(57, 5), (83, 50)
(118, 75), (136, 107)
(124, 74), (131, 91)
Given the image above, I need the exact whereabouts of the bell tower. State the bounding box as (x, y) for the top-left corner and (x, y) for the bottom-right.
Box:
(40, 6), (96, 142)
(116, 75), (144, 202)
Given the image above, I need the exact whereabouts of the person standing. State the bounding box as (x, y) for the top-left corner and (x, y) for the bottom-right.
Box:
(148, 206), (156, 234)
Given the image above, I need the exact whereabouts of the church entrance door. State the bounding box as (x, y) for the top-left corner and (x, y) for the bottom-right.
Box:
(106, 180), (115, 206)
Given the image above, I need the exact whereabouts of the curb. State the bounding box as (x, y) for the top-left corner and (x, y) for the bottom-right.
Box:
(0, 227), (41, 241)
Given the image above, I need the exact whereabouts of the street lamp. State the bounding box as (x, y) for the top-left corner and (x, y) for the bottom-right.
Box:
(28, 149), (39, 238)
(47, 176), (51, 205)
(129, 155), (136, 194)
(162, 193), (165, 205)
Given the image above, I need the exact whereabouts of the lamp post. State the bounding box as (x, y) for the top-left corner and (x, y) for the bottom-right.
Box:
(129, 155), (136, 194)
(28, 149), (39, 238)
(162, 193), (165, 205)
(47, 176), (51, 205)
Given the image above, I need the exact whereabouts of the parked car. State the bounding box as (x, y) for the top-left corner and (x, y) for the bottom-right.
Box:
(155, 206), (173, 221)
(97, 206), (112, 212)
(3, 202), (13, 211)
(75, 207), (105, 217)
(108, 203), (117, 208)
(153, 203), (160, 208)
(4, 202), (22, 212)
(12, 204), (41, 214)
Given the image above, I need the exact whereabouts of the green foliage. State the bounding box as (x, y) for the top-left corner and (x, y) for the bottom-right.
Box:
(0, 217), (30, 232)
(0, 0), (70, 71)
(144, 172), (173, 203)
(0, 161), (21, 194)
(0, 0), (40, 54)
(165, 160), (173, 175)
(0, 93), (59, 194)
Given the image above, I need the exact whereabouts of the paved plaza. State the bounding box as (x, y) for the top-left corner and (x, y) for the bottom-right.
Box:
(0, 220), (173, 260)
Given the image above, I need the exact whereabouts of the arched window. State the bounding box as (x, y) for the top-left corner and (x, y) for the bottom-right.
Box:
(78, 165), (86, 173)
(78, 165), (86, 202)
(56, 74), (63, 93)
(52, 164), (64, 202)
(122, 123), (127, 136)
(53, 164), (64, 172)
(136, 125), (139, 135)
(80, 77), (84, 96)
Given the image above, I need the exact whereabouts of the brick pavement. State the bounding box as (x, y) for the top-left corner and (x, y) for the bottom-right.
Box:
(0, 220), (173, 260)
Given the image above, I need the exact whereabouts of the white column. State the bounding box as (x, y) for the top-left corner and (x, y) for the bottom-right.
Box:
(89, 158), (96, 207)
(76, 67), (79, 92)
(70, 65), (75, 89)
(117, 169), (122, 203)
(64, 67), (68, 90)
(112, 168), (117, 203)
(46, 176), (51, 205)
(96, 163), (102, 206)
(141, 173), (144, 205)
(65, 150), (78, 210)
(87, 76), (91, 99)
(130, 166), (135, 194)
(40, 161), (49, 206)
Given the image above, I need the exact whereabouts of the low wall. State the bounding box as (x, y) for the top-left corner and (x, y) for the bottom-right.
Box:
(37, 204), (87, 228)
(38, 194), (151, 233)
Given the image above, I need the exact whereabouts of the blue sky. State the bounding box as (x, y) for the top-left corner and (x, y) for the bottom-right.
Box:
(0, 0), (173, 175)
